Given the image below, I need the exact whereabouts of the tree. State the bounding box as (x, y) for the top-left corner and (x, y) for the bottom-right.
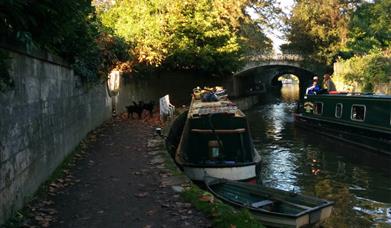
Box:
(0, 0), (130, 83)
(345, 0), (391, 55)
(335, 50), (391, 92)
(163, 0), (247, 74)
(99, 0), (275, 75)
(281, 0), (361, 65)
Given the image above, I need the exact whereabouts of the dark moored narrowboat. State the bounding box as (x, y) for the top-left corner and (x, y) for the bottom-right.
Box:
(175, 87), (261, 181)
(295, 93), (391, 155)
(206, 178), (334, 228)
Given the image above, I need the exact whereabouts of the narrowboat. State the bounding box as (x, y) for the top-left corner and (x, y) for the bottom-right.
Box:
(165, 110), (188, 159)
(175, 87), (261, 181)
(206, 178), (334, 228)
(295, 93), (391, 155)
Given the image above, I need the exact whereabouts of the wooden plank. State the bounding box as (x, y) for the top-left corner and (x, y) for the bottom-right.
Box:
(251, 200), (273, 208)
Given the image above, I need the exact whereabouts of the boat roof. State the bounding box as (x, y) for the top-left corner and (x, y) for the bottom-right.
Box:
(307, 93), (391, 99)
(188, 97), (244, 118)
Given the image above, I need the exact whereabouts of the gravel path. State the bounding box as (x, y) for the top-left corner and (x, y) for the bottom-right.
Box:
(17, 117), (210, 228)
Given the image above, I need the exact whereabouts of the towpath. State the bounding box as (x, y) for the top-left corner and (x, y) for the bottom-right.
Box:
(13, 117), (210, 228)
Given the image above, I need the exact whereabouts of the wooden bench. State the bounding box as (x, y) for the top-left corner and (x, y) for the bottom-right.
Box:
(251, 200), (274, 208)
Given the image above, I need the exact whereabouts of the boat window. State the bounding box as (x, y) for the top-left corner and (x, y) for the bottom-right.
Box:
(351, 105), (366, 121)
(335, 103), (343, 118)
(314, 102), (323, 115)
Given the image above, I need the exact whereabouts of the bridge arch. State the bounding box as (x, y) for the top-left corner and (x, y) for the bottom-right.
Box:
(232, 64), (317, 97)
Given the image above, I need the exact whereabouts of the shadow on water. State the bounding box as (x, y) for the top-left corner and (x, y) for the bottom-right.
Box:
(246, 84), (391, 227)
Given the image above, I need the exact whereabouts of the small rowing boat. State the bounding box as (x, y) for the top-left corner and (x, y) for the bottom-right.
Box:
(206, 178), (334, 228)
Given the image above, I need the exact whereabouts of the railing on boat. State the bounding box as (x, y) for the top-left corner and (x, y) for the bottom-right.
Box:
(191, 128), (246, 134)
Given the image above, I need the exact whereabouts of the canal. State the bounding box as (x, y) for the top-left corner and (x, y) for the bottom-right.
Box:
(246, 84), (391, 227)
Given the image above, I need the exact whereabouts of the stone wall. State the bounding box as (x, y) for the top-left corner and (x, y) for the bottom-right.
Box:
(0, 48), (112, 224)
(114, 72), (234, 115)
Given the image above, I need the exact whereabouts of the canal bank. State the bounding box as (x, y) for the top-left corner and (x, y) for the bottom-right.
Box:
(3, 116), (210, 228)
(3, 113), (267, 228)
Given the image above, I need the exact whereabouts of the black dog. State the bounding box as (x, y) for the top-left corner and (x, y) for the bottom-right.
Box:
(142, 101), (154, 117)
(126, 101), (144, 119)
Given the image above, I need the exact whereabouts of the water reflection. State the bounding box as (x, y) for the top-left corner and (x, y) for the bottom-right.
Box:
(247, 84), (391, 227)
(280, 83), (299, 102)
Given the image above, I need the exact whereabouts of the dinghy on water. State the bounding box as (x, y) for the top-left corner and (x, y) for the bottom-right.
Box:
(175, 86), (261, 181)
(206, 178), (334, 228)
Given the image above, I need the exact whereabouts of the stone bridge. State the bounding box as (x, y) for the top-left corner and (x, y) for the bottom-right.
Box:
(240, 54), (304, 71)
(230, 54), (323, 97)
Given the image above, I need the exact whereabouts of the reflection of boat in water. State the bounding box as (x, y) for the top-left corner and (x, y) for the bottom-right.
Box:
(174, 87), (261, 181)
(295, 93), (391, 155)
(206, 178), (334, 228)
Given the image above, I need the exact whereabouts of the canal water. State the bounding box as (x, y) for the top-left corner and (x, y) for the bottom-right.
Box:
(246, 84), (391, 227)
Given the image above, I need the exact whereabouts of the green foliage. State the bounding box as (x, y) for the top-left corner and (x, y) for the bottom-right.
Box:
(1, 0), (276, 79)
(283, 0), (390, 67)
(163, 0), (245, 74)
(0, 0), (130, 83)
(181, 184), (264, 228)
(335, 51), (391, 92)
(99, 0), (273, 75)
(345, 0), (391, 55)
(281, 0), (361, 64)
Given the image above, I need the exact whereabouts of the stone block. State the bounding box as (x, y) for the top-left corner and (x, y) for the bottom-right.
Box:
(13, 150), (31, 176)
(0, 160), (15, 191)
(24, 76), (40, 104)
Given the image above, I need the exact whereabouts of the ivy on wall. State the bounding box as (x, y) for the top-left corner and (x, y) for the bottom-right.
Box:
(0, 0), (130, 89)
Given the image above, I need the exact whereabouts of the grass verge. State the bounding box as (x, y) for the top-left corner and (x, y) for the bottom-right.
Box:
(181, 184), (265, 228)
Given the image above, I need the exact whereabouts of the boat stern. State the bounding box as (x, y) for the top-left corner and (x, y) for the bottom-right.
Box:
(183, 164), (257, 181)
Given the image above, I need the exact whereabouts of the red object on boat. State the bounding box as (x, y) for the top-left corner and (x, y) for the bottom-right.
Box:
(246, 178), (257, 184)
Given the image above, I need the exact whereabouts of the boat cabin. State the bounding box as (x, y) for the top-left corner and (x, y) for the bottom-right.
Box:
(301, 94), (391, 133)
(178, 98), (257, 166)
(296, 93), (391, 154)
(174, 87), (261, 181)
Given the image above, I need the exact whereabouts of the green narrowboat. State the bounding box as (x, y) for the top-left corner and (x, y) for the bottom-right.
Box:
(295, 93), (391, 155)
(175, 87), (261, 181)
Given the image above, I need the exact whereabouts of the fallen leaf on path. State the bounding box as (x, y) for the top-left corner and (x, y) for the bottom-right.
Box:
(49, 183), (59, 188)
(42, 201), (54, 206)
(146, 209), (156, 216)
(34, 215), (44, 221)
(161, 203), (170, 208)
(135, 192), (149, 198)
(199, 194), (214, 203)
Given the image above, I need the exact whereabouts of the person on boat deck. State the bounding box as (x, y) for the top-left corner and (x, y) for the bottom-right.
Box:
(322, 74), (336, 92)
(305, 76), (321, 95)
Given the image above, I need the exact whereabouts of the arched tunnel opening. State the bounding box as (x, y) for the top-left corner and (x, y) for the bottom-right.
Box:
(233, 64), (317, 100)
(275, 74), (300, 102)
